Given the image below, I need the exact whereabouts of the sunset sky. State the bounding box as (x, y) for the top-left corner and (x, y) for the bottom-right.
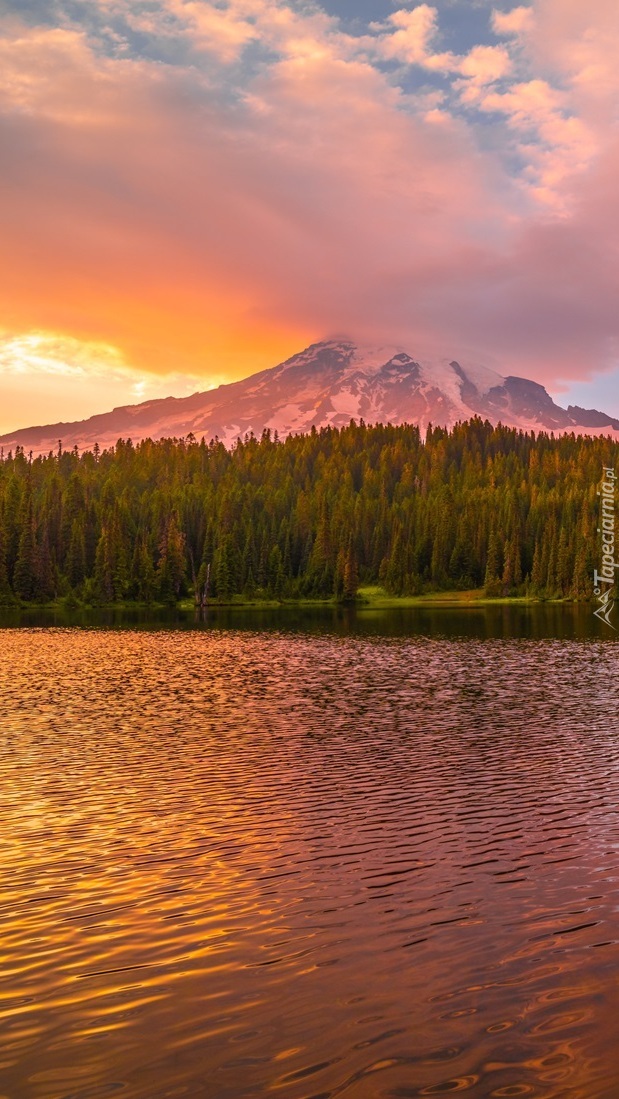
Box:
(1, 0), (619, 433)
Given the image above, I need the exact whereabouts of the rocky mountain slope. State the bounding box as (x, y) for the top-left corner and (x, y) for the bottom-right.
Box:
(2, 340), (618, 454)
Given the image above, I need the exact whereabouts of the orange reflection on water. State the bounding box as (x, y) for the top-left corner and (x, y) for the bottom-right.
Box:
(1, 627), (619, 1098)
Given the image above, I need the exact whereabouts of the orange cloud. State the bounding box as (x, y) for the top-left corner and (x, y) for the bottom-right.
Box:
(1, 0), (619, 433)
(0, 16), (499, 377)
(492, 6), (534, 37)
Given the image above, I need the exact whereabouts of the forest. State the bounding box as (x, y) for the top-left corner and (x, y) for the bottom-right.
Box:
(0, 418), (616, 605)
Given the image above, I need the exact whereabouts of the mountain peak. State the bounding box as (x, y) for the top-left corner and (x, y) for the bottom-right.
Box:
(276, 339), (415, 377)
(1, 339), (618, 455)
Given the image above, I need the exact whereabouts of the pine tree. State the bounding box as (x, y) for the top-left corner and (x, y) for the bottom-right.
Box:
(213, 536), (233, 600)
(133, 539), (156, 603)
(530, 539), (544, 594)
(13, 497), (37, 601)
(556, 527), (571, 596)
(35, 527), (56, 601)
(342, 536), (358, 602)
(67, 518), (87, 590)
(484, 529), (501, 597)
(502, 531), (522, 595)
(157, 516), (186, 603)
(571, 544), (590, 601)
(0, 515), (14, 605)
(267, 544), (285, 600)
(93, 527), (114, 603)
(545, 533), (558, 597)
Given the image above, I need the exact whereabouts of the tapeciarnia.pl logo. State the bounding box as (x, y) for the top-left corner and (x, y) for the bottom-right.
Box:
(593, 466), (617, 630)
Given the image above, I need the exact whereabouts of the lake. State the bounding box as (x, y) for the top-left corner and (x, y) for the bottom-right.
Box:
(1, 607), (618, 1098)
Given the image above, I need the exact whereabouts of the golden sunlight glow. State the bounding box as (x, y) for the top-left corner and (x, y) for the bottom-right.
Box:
(0, 332), (128, 378)
(0, 329), (239, 434)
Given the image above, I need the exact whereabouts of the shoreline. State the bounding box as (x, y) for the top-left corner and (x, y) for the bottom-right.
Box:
(0, 587), (581, 613)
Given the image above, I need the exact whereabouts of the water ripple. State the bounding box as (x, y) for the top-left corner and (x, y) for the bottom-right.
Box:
(1, 629), (619, 1098)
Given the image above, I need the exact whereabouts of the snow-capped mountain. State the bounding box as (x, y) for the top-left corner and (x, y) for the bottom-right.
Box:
(2, 340), (619, 454)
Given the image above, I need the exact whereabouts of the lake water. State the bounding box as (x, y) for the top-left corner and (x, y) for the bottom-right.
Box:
(1, 608), (619, 1098)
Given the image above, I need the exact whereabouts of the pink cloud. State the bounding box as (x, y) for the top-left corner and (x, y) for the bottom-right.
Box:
(491, 6), (534, 38)
(0, 0), (618, 412)
(377, 4), (454, 69)
(457, 44), (512, 85)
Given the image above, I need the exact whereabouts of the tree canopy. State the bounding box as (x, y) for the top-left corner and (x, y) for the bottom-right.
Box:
(0, 419), (615, 605)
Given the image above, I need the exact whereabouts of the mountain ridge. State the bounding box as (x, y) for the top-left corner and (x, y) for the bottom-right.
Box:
(2, 339), (619, 453)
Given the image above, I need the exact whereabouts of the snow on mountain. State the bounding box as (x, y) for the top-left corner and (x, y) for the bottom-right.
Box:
(2, 339), (619, 455)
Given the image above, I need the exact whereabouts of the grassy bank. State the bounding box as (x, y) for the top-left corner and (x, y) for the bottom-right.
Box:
(354, 586), (559, 607)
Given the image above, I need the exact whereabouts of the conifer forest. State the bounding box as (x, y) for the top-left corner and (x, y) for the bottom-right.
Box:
(0, 419), (616, 605)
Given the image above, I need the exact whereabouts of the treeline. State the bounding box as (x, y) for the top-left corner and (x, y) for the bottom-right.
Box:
(0, 419), (616, 605)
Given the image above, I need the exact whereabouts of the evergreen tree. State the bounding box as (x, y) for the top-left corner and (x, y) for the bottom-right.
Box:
(484, 529), (501, 597)
(67, 518), (87, 590)
(36, 528), (56, 601)
(0, 515), (14, 605)
(157, 516), (186, 603)
(342, 536), (359, 602)
(0, 420), (614, 607)
(13, 498), (37, 601)
(267, 544), (285, 600)
(93, 527), (114, 603)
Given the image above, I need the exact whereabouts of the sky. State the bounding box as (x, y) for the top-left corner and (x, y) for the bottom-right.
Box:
(1, 0), (619, 432)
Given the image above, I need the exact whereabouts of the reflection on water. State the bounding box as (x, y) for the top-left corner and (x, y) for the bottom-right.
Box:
(0, 601), (615, 639)
(1, 625), (619, 1098)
